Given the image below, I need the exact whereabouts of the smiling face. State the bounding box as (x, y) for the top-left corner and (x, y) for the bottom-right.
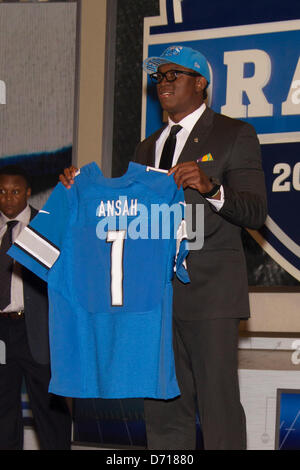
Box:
(156, 62), (207, 122)
(0, 174), (31, 219)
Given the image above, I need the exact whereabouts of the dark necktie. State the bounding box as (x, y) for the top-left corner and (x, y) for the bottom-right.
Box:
(159, 125), (182, 170)
(0, 220), (18, 310)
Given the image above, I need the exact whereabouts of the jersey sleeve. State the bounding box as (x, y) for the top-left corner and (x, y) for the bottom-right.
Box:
(173, 187), (190, 284)
(8, 183), (72, 282)
(175, 219), (190, 284)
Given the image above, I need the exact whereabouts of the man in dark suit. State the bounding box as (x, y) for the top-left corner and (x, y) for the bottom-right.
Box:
(134, 45), (267, 450)
(0, 165), (72, 450)
(59, 45), (267, 450)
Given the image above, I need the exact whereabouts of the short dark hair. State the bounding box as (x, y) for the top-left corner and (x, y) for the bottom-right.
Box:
(0, 165), (31, 188)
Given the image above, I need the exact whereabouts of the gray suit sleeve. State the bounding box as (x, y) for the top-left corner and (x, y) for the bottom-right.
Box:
(218, 122), (268, 229)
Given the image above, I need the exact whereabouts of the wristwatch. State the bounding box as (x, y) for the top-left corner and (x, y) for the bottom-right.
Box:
(200, 177), (221, 198)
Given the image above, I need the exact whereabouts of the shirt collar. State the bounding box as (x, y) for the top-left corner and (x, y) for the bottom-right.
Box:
(168, 103), (206, 133)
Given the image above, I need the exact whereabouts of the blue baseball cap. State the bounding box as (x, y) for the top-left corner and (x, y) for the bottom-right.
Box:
(143, 45), (210, 84)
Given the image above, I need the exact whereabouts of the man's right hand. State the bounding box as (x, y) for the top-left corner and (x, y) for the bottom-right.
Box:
(59, 166), (78, 189)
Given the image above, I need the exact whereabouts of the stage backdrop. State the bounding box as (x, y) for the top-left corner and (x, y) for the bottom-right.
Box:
(0, 1), (77, 201)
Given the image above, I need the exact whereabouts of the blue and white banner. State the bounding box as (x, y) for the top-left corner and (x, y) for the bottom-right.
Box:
(142, 0), (300, 281)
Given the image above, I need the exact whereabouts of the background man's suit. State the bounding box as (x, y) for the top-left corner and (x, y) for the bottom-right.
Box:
(23, 207), (50, 364)
(134, 106), (267, 449)
(0, 206), (72, 450)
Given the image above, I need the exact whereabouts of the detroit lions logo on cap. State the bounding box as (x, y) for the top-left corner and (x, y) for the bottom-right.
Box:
(164, 46), (183, 56)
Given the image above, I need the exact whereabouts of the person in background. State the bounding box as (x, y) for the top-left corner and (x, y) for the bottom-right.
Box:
(0, 165), (72, 450)
(59, 45), (267, 450)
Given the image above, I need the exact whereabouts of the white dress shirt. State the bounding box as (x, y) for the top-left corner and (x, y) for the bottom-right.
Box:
(155, 104), (224, 211)
(0, 204), (31, 312)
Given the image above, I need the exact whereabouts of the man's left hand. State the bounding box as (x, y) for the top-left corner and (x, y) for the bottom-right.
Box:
(169, 161), (220, 199)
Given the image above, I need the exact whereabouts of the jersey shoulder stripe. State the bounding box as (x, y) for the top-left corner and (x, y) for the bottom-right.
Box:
(14, 225), (60, 269)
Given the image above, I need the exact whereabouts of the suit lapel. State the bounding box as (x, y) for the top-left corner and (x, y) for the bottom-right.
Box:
(30, 206), (38, 221)
(177, 107), (214, 164)
(138, 126), (166, 167)
(139, 107), (215, 167)
(144, 133), (157, 166)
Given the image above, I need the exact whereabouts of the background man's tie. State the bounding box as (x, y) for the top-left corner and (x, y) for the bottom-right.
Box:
(0, 220), (18, 310)
(159, 125), (182, 170)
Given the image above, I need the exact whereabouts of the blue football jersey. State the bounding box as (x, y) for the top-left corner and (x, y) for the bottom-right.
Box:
(9, 162), (190, 399)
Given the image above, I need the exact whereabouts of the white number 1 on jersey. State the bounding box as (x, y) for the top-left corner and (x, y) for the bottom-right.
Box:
(107, 230), (126, 306)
